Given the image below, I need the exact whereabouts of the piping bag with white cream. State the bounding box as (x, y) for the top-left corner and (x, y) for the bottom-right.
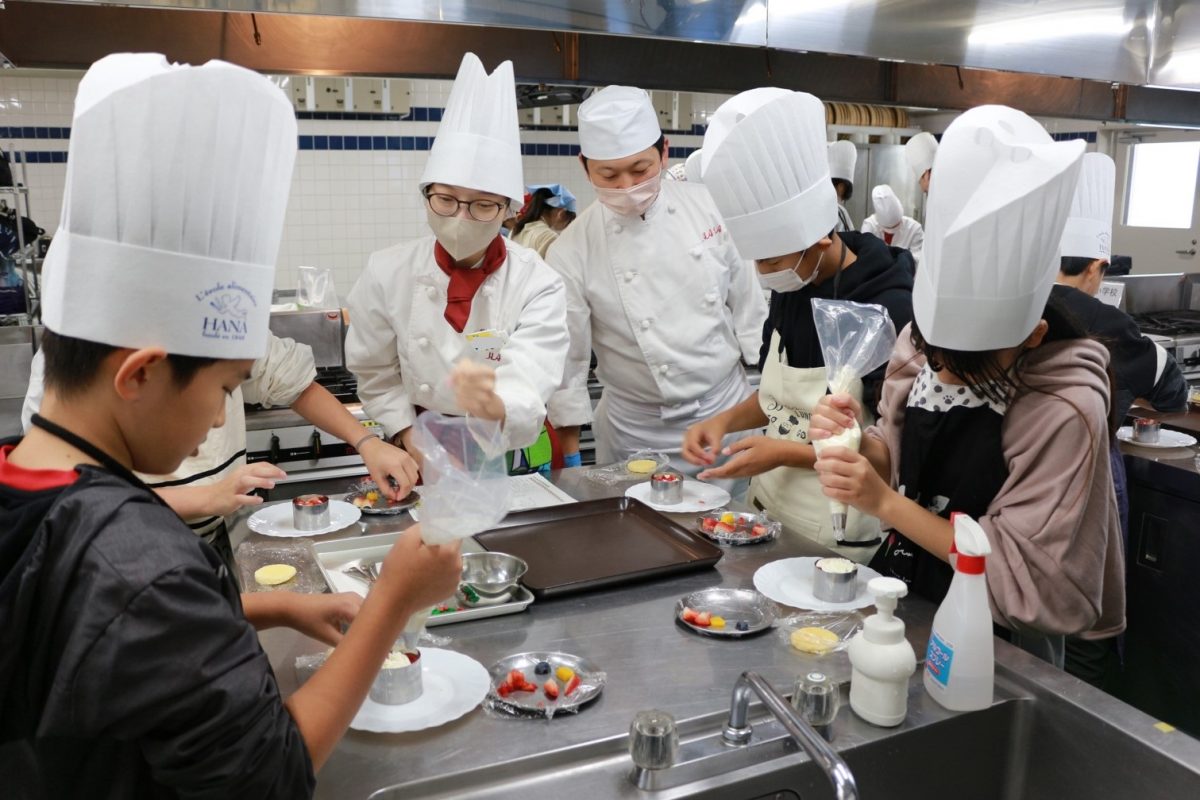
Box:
(809, 299), (897, 541)
(404, 411), (513, 646)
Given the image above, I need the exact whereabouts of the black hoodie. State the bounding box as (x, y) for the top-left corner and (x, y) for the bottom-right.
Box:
(759, 231), (915, 407)
(0, 447), (314, 799)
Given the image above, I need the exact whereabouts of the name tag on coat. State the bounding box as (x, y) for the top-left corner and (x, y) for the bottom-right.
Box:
(465, 329), (508, 364)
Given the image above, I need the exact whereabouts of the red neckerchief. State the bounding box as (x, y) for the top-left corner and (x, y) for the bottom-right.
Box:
(433, 236), (506, 333)
(883, 230), (895, 245)
(0, 444), (79, 491)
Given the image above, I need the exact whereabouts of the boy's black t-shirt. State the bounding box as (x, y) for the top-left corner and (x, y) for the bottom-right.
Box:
(0, 443), (315, 799)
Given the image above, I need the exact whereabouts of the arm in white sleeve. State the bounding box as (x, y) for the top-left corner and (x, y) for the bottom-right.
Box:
(344, 257), (417, 439)
(544, 238), (596, 427)
(908, 221), (924, 256)
(493, 268), (570, 450)
(21, 348), (45, 433)
(720, 240), (769, 365)
(240, 334), (317, 409)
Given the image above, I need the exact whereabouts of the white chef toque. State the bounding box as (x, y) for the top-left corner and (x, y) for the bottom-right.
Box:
(683, 149), (704, 183)
(420, 52), (523, 204)
(41, 53), (296, 360)
(871, 185), (904, 229)
(1059, 152), (1115, 261)
(701, 89), (838, 261)
(915, 105), (1085, 351)
(905, 131), (939, 178)
(578, 86), (661, 161)
(699, 86), (791, 178)
(828, 140), (857, 183)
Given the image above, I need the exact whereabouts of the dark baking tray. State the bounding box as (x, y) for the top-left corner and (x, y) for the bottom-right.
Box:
(473, 497), (723, 599)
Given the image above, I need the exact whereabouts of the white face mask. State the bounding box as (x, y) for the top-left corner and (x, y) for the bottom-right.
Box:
(594, 168), (663, 217)
(757, 249), (822, 294)
(426, 208), (504, 262)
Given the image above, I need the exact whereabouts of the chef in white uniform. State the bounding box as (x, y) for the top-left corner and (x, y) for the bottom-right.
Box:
(545, 85), (766, 488)
(861, 184), (924, 263)
(345, 53), (568, 463)
(828, 140), (858, 232)
(682, 88), (914, 561)
(906, 131), (938, 195)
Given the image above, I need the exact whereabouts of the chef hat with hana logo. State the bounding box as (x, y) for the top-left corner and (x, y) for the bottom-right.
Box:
(828, 140), (857, 183)
(1060, 152), (1115, 261)
(701, 88), (838, 261)
(905, 131), (939, 178)
(420, 53), (523, 204)
(578, 86), (662, 161)
(40, 53), (296, 359)
(871, 184), (905, 229)
(914, 105), (1085, 351)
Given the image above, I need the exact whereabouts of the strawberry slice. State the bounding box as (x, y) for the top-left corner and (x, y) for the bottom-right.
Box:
(681, 607), (699, 624)
(695, 611), (712, 627)
(564, 674), (582, 696)
(544, 679), (560, 700)
(506, 668), (525, 687)
(497, 683), (512, 698)
(751, 524), (768, 537)
(700, 517), (718, 532)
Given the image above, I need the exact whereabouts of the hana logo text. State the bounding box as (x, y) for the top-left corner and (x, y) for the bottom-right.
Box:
(196, 281), (258, 342)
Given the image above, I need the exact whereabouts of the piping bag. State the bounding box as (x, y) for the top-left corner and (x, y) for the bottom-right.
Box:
(809, 299), (897, 542)
(401, 410), (513, 648)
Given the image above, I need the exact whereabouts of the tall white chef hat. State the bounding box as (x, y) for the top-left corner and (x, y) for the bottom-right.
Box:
(578, 86), (661, 161)
(702, 89), (838, 261)
(1060, 152), (1115, 261)
(420, 53), (523, 204)
(41, 53), (296, 360)
(699, 86), (791, 178)
(871, 184), (904, 229)
(828, 140), (857, 183)
(683, 149), (704, 182)
(905, 131), (939, 178)
(915, 105), (1085, 351)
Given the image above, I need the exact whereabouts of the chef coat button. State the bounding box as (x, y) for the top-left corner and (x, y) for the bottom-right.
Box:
(667, 205), (676, 214)
(625, 271), (636, 282)
(704, 291), (718, 305)
(641, 319), (652, 330)
(613, 224), (624, 234)
(426, 286), (437, 298)
(690, 247), (702, 259)
(659, 365), (669, 375)
(418, 337), (430, 348)
(419, 383), (431, 394)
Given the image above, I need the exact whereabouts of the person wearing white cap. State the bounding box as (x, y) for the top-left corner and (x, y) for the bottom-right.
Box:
(812, 106), (1126, 663)
(545, 85), (766, 485)
(860, 184), (924, 262)
(828, 140), (858, 232)
(511, 183), (578, 258)
(0, 53), (461, 795)
(346, 53), (569, 473)
(905, 131), (938, 194)
(681, 88), (914, 561)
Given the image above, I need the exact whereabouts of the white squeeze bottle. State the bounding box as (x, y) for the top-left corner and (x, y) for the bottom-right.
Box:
(923, 513), (994, 711)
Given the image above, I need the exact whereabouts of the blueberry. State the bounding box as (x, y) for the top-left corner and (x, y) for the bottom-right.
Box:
(735, 621), (750, 632)
(534, 661), (551, 675)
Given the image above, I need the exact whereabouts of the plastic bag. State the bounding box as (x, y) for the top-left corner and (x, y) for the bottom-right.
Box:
(410, 411), (513, 546)
(297, 265), (339, 309)
(811, 299), (897, 394)
(777, 612), (864, 655)
(584, 449), (670, 486)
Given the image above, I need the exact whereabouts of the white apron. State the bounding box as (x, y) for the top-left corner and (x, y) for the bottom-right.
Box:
(593, 364), (753, 499)
(747, 331), (882, 562)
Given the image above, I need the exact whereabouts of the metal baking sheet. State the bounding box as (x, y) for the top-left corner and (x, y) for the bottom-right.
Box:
(312, 531), (534, 626)
(474, 497), (723, 600)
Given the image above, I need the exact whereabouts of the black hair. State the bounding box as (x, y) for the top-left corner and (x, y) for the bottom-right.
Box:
(580, 134), (666, 170)
(832, 178), (853, 203)
(1060, 256), (1105, 277)
(41, 329), (218, 398)
(512, 188), (571, 239)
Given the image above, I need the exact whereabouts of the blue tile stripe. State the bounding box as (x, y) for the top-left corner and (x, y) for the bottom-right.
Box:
(0, 126), (71, 140)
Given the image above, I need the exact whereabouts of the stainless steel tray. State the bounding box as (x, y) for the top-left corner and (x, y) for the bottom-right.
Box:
(674, 587), (777, 639)
(312, 531), (534, 626)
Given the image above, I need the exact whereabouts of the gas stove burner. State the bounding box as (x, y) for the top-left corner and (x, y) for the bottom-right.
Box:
(1131, 310), (1200, 338)
(315, 366), (359, 404)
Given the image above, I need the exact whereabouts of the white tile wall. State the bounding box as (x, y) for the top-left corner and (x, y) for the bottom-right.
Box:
(1, 72), (706, 296)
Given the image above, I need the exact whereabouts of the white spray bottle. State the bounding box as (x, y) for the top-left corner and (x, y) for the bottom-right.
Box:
(847, 577), (916, 727)
(924, 513), (994, 711)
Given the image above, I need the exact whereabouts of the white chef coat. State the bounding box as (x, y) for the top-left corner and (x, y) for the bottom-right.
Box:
(23, 333), (316, 535)
(545, 180), (767, 433)
(860, 215), (924, 260)
(344, 236), (568, 453)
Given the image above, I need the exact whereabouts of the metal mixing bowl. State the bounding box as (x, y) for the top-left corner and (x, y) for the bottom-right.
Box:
(461, 551), (528, 597)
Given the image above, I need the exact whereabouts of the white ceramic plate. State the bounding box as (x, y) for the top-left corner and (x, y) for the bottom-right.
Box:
(247, 500), (362, 538)
(351, 648), (490, 733)
(753, 557), (883, 612)
(625, 479), (731, 513)
(1116, 426), (1197, 449)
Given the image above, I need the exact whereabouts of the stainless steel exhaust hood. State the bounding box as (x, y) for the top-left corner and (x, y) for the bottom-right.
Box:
(2, 1), (1198, 124)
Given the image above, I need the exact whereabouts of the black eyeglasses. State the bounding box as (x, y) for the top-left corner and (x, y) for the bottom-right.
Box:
(424, 191), (508, 222)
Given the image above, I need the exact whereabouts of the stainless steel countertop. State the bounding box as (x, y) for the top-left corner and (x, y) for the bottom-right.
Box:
(235, 470), (939, 799)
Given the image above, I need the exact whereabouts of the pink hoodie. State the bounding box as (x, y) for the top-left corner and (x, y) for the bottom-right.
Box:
(867, 325), (1125, 639)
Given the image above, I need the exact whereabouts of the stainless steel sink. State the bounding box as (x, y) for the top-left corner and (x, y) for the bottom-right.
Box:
(367, 649), (1200, 800)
